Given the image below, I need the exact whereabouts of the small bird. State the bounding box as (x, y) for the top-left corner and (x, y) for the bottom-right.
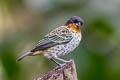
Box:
(16, 16), (84, 65)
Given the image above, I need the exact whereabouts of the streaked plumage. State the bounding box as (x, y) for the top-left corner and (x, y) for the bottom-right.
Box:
(17, 16), (84, 65)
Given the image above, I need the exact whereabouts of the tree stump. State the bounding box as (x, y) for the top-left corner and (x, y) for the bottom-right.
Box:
(34, 60), (78, 80)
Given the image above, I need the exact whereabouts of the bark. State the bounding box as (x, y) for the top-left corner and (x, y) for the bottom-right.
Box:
(34, 60), (78, 80)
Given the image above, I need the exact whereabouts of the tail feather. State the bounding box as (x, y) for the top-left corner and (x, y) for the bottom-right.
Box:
(16, 52), (33, 62)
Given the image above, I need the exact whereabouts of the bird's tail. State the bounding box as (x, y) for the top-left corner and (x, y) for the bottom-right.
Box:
(16, 52), (33, 62)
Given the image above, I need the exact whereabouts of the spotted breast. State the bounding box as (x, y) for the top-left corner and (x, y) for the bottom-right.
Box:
(44, 27), (82, 58)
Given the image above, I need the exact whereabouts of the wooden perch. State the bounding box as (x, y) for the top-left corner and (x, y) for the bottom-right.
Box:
(34, 60), (78, 80)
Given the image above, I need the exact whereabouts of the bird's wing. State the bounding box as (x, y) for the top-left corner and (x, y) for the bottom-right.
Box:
(31, 26), (73, 52)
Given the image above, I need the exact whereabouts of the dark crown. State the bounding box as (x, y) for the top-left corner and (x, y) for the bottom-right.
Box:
(65, 16), (84, 26)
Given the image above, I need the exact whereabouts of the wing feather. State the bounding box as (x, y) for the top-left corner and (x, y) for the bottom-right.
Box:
(31, 26), (73, 52)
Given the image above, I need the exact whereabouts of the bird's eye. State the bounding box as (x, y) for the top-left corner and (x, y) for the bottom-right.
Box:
(76, 22), (81, 26)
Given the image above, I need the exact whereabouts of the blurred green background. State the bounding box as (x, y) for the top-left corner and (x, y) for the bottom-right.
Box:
(0, 0), (120, 80)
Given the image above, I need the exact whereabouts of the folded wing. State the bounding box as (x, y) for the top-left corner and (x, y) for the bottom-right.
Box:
(31, 27), (73, 52)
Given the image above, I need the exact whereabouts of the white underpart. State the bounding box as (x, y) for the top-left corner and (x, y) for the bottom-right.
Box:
(44, 31), (82, 58)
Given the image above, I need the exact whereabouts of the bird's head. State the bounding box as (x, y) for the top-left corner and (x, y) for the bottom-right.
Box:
(65, 16), (84, 33)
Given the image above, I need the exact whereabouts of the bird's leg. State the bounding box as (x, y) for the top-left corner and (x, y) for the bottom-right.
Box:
(54, 57), (68, 80)
(55, 57), (70, 63)
(50, 58), (67, 79)
(50, 58), (61, 66)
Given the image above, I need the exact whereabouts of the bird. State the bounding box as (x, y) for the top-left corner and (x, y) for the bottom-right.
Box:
(16, 16), (84, 65)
